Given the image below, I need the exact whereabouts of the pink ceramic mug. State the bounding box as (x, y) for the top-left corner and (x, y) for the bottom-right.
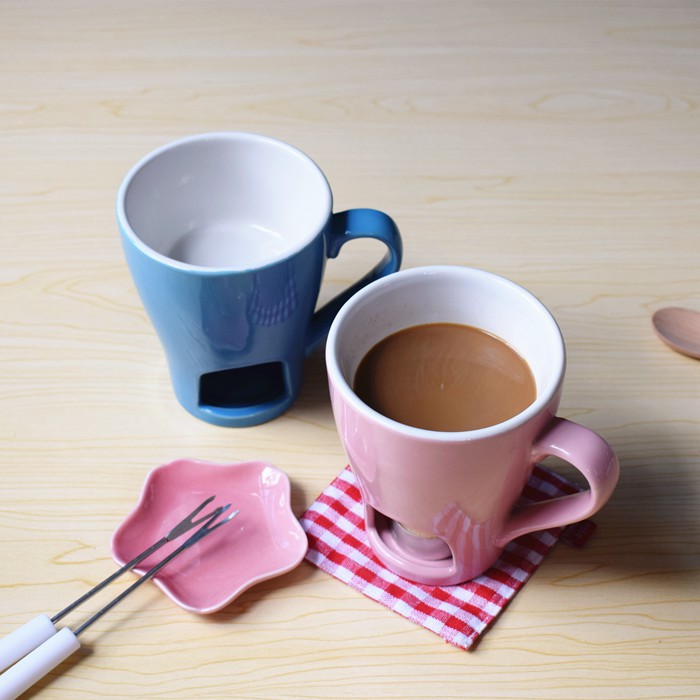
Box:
(326, 266), (619, 585)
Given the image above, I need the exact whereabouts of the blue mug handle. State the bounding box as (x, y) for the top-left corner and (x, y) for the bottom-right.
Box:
(305, 209), (403, 355)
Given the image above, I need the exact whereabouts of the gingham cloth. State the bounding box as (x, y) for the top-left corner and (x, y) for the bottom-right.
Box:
(301, 465), (595, 650)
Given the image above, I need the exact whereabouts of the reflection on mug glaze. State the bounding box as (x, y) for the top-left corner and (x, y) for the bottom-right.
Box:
(199, 264), (301, 354)
(432, 503), (496, 579)
(200, 277), (252, 353)
(249, 266), (299, 326)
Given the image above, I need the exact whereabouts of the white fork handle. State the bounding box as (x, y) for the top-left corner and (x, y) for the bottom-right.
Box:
(0, 627), (80, 700)
(0, 615), (57, 673)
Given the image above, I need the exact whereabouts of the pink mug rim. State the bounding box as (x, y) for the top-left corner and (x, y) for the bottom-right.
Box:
(325, 265), (566, 443)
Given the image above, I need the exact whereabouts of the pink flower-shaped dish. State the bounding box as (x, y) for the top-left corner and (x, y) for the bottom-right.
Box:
(111, 459), (308, 613)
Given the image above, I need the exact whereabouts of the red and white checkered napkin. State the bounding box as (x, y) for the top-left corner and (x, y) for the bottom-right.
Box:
(300, 465), (595, 650)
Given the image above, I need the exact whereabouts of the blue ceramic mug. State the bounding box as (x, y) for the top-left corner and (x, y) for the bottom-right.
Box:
(117, 132), (402, 427)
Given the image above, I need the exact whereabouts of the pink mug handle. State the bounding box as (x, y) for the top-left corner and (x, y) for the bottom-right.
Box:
(496, 418), (619, 546)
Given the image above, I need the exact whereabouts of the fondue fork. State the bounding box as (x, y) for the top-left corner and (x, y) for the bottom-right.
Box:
(0, 499), (237, 700)
(0, 495), (220, 673)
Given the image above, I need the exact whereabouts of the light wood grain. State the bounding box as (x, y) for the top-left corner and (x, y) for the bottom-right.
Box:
(1, 1), (698, 698)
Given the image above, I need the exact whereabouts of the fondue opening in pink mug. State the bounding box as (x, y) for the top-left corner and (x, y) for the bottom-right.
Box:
(325, 265), (619, 586)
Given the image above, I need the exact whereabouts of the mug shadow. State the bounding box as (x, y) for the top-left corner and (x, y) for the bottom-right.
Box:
(546, 421), (698, 585)
(290, 344), (333, 418)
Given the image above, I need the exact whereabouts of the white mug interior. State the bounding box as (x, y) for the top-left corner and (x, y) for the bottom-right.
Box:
(327, 265), (566, 438)
(117, 132), (332, 271)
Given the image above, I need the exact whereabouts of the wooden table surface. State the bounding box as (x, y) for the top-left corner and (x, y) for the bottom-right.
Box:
(1, 1), (698, 698)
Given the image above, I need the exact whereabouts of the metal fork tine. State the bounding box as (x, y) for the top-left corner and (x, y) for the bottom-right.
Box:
(73, 505), (238, 636)
(163, 495), (219, 541)
(51, 496), (220, 624)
